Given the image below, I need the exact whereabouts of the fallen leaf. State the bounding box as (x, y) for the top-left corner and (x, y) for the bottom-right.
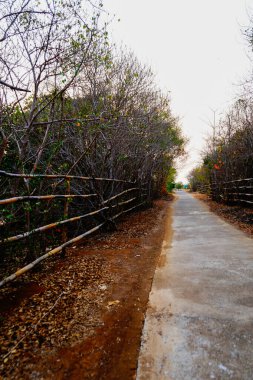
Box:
(98, 284), (107, 291)
(107, 300), (120, 306)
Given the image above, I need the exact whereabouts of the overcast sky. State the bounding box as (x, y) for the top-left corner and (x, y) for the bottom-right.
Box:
(102, 0), (253, 182)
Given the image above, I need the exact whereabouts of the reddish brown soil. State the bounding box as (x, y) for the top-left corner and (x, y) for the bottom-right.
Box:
(193, 193), (253, 237)
(0, 199), (171, 379)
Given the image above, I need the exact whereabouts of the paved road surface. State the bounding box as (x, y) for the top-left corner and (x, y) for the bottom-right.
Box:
(137, 191), (253, 380)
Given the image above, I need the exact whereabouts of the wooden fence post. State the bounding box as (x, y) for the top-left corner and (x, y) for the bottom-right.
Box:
(61, 178), (71, 258)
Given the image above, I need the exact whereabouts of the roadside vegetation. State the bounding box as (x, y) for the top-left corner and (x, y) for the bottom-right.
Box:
(0, 1), (186, 376)
(188, 19), (253, 207)
(188, 96), (253, 195)
(0, 0), (185, 186)
(0, 0), (186, 284)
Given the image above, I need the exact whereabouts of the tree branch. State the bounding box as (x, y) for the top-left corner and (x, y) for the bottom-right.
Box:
(0, 79), (30, 92)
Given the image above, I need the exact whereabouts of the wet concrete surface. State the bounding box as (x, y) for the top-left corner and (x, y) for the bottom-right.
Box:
(137, 191), (253, 380)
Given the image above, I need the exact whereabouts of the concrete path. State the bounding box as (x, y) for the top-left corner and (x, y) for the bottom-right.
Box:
(137, 191), (253, 380)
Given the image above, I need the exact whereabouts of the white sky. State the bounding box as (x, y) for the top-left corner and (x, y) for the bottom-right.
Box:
(102, 0), (253, 182)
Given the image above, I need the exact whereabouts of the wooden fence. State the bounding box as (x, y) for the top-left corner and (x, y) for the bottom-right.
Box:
(210, 178), (253, 205)
(196, 177), (253, 205)
(0, 170), (148, 287)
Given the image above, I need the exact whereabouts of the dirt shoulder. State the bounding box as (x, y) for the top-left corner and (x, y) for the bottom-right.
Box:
(193, 193), (253, 237)
(0, 199), (171, 380)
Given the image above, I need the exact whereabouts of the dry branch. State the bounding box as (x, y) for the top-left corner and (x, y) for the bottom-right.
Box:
(0, 223), (105, 287)
(1, 207), (109, 244)
(112, 202), (146, 221)
(0, 200), (146, 287)
(0, 170), (135, 183)
(111, 197), (137, 208)
(0, 79), (30, 92)
(0, 194), (97, 205)
(102, 188), (139, 204)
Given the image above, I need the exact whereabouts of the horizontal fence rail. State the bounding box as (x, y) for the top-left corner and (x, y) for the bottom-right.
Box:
(1, 207), (109, 244)
(196, 177), (253, 205)
(0, 170), (136, 183)
(0, 194), (97, 205)
(0, 171), (148, 287)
